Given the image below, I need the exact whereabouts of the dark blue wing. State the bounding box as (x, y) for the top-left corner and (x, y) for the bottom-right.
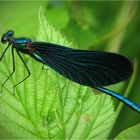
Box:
(31, 42), (133, 87)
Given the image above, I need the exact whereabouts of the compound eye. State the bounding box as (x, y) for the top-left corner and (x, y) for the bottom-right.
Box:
(1, 36), (7, 44)
(7, 30), (14, 37)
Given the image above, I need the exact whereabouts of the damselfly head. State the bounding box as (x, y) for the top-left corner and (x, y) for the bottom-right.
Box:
(1, 30), (14, 44)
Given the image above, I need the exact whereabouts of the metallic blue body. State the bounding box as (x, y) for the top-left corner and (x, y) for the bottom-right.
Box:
(14, 38), (31, 44)
(96, 87), (140, 112)
(13, 39), (44, 64)
(13, 38), (32, 48)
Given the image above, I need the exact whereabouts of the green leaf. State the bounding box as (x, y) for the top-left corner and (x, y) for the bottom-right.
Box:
(46, 7), (69, 30)
(0, 7), (117, 139)
(115, 123), (140, 139)
(105, 1), (136, 52)
(0, 1), (47, 37)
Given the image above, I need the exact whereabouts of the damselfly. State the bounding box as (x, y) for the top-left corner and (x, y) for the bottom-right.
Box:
(1, 30), (140, 113)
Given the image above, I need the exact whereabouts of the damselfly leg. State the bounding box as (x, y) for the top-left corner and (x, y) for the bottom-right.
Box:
(12, 51), (31, 92)
(1, 47), (15, 93)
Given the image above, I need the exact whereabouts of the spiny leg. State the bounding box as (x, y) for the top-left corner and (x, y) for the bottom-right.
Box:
(13, 51), (31, 93)
(0, 43), (11, 61)
(1, 47), (15, 93)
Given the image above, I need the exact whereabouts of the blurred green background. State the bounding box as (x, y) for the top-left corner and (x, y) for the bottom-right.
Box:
(0, 1), (140, 138)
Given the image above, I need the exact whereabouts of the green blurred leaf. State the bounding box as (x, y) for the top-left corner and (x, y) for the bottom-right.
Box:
(46, 7), (69, 30)
(0, 1), (47, 37)
(115, 123), (140, 139)
(65, 22), (97, 49)
(105, 1), (136, 52)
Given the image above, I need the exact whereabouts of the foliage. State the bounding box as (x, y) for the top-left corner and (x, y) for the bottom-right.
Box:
(0, 1), (140, 139)
(115, 124), (140, 139)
